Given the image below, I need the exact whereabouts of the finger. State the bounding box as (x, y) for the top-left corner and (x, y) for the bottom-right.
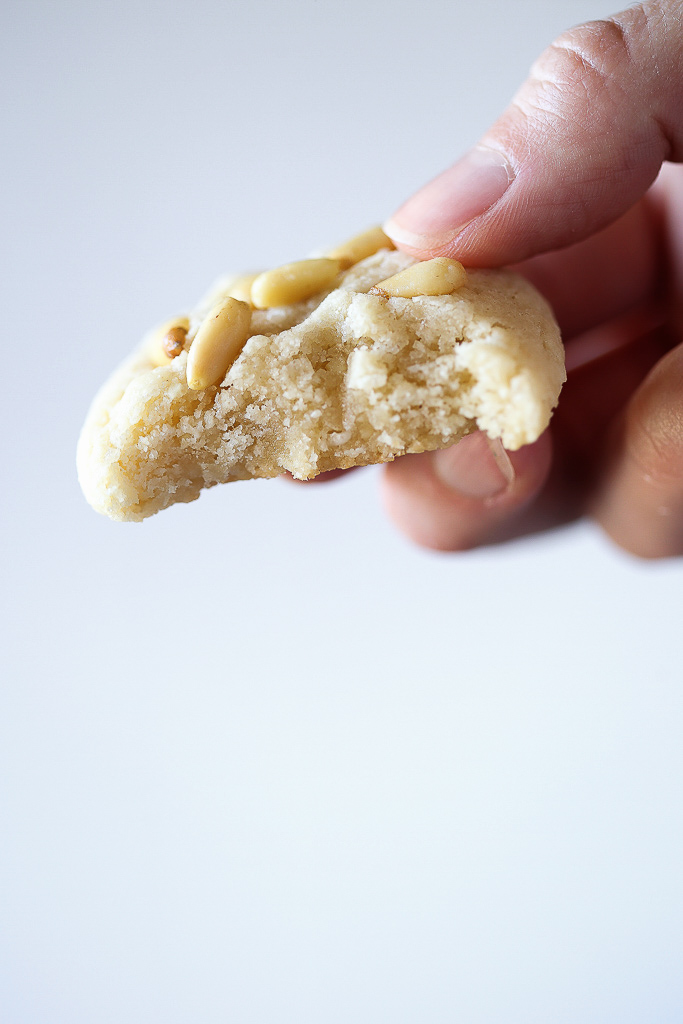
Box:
(563, 302), (666, 374)
(589, 339), (683, 558)
(381, 318), (673, 551)
(532, 319), (674, 531)
(385, 1), (683, 266)
(498, 318), (673, 537)
(555, 318), (672, 469)
(515, 200), (662, 342)
(380, 431), (552, 551)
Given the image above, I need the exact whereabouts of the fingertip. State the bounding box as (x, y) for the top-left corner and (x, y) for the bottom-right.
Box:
(381, 431), (552, 551)
(384, 147), (514, 260)
(589, 342), (683, 558)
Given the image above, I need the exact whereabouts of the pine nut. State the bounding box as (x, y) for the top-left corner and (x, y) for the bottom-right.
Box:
(325, 225), (395, 269)
(186, 297), (251, 390)
(149, 316), (190, 365)
(227, 273), (260, 304)
(250, 258), (342, 309)
(370, 257), (467, 298)
(162, 326), (188, 359)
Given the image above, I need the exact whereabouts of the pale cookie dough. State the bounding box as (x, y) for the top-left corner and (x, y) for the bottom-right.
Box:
(77, 250), (565, 522)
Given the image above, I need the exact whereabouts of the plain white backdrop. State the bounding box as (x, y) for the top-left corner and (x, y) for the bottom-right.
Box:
(2, 1), (682, 1021)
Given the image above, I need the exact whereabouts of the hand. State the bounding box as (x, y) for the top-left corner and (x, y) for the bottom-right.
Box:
(381, 0), (683, 558)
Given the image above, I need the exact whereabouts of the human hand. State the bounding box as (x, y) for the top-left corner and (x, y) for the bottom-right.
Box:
(381, 0), (683, 558)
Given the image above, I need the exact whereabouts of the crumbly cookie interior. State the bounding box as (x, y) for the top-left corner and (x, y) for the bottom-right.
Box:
(77, 251), (564, 521)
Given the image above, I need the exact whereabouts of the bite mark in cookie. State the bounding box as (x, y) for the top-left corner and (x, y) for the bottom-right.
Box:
(77, 231), (565, 522)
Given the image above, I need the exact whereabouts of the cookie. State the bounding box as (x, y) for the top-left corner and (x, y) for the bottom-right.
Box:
(77, 241), (565, 522)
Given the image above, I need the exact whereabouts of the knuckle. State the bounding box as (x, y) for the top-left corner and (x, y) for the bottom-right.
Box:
(531, 19), (632, 101)
(504, 17), (639, 195)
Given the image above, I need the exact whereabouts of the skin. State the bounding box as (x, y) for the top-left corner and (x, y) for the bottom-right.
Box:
(377, 0), (683, 558)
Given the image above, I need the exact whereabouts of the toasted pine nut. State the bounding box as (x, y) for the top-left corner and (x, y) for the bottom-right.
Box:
(162, 326), (188, 359)
(251, 258), (342, 309)
(370, 258), (467, 298)
(325, 225), (395, 269)
(227, 273), (260, 304)
(186, 297), (251, 390)
(149, 316), (191, 366)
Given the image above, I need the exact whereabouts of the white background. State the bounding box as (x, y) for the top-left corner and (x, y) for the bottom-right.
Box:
(2, 1), (682, 1021)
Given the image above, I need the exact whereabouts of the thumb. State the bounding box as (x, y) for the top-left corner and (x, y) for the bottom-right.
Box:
(385, 1), (683, 266)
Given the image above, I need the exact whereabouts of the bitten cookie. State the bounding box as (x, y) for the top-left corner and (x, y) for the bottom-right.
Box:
(77, 231), (565, 522)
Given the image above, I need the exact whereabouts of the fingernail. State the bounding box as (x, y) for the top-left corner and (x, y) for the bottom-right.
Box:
(384, 146), (514, 250)
(433, 433), (515, 500)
